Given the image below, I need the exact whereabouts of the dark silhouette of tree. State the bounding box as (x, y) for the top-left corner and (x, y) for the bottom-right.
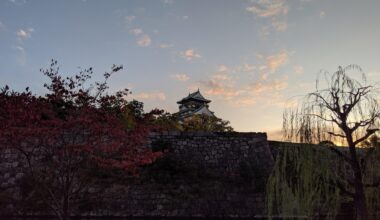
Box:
(141, 110), (233, 132)
(282, 65), (380, 219)
(181, 114), (234, 132)
(319, 140), (336, 147)
(0, 60), (161, 220)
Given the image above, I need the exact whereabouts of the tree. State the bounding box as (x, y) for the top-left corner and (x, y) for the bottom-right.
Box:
(0, 60), (161, 220)
(145, 108), (183, 131)
(181, 114), (234, 132)
(281, 65), (380, 219)
(140, 111), (233, 132)
(267, 143), (343, 218)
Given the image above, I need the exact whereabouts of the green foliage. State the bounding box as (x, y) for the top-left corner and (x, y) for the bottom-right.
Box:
(362, 135), (380, 216)
(127, 100), (144, 118)
(281, 65), (380, 219)
(267, 141), (380, 219)
(181, 114), (234, 132)
(139, 110), (234, 132)
(267, 143), (343, 219)
(319, 140), (336, 147)
(146, 109), (182, 131)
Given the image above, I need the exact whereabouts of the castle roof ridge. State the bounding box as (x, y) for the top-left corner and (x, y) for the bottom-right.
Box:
(177, 90), (211, 104)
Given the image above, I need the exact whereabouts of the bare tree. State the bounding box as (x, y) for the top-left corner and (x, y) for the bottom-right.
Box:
(283, 65), (380, 219)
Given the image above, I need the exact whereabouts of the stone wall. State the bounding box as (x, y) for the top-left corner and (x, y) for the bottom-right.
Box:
(0, 147), (26, 192)
(0, 131), (274, 217)
(148, 131), (274, 176)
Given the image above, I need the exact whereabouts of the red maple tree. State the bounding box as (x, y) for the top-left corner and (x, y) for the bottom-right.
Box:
(0, 60), (161, 220)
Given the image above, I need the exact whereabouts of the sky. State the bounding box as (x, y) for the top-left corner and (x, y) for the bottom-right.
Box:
(1, 0), (380, 140)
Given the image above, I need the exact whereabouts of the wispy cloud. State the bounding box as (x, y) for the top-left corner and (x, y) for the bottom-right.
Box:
(16, 28), (34, 41)
(262, 91), (296, 108)
(159, 43), (174, 49)
(246, 0), (288, 17)
(13, 45), (26, 65)
(180, 49), (201, 61)
(130, 28), (143, 36)
(14, 45), (24, 51)
(162, 0), (174, 4)
(202, 74), (288, 107)
(218, 65), (228, 72)
(319, 11), (326, 18)
(171, 73), (189, 82)
(248, 76), (288, 94)
(129, 28), (152, 47)
(137, 34), (151, 47)
(200, 65), (244, 101)
(134, 92), (166, 101)
(196, 51), (290, 107)
(125, 15), (136, 23)
(247, 0), (291, 35)
(234, 97), (257, 106)
(241, 63), (256, 72)
(271, 19), (287, 31)
(201, 65), (243, 99)
(265, 51), (289, 73)
(259, 26), (270, 38)
(293, 65), (304, 75)
(256, 51), (289, 80)
(9, 0), (26, 6)
(203, 79), (243, 99)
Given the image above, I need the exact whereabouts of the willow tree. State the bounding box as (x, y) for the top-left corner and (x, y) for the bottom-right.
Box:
(280, 65), (380, 219)
(267, 143), (343, 218)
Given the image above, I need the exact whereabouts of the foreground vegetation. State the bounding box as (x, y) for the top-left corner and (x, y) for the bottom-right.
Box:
(267, 139), (380, 219)
(0, 60), (234, 219)
(277, 65), (380, 219)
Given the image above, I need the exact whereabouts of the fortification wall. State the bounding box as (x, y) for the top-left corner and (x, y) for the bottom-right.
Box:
(0, 131), (274, 217)
(148, 131), (274, 175)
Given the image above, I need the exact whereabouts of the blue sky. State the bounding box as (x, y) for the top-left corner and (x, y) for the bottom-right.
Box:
(1, 0), (380, 139)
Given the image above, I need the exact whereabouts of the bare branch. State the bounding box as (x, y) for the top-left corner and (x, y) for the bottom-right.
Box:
(344, 86), (371, 115)
(309, 92), (335, 113)
(350, 118), (375, 133)
(327, 132), (346, 139)
(354, 130), (379, 146)
(306, 113), (340, 125)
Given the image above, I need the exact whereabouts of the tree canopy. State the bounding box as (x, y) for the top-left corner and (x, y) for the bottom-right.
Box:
(180, 114), (234, 132)
(0, 60), (161, 220)
(275, 65), (380, 219)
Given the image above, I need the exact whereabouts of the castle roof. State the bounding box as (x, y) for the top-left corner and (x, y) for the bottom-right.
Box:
(177, 90), (211, 104)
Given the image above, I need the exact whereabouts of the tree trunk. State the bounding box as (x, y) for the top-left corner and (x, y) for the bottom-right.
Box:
(63, 194), (69, 220)
(354, 165), (369, 220)
(347, 136), (369, 220)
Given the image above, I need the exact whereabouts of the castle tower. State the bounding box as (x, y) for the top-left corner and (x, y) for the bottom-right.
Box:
(176, 89), (214, 120)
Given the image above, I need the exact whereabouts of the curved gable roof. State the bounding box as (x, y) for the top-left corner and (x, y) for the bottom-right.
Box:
(177, 90), (211, 104)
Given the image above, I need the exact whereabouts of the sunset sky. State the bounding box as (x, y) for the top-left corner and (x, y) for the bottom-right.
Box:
(1, 0), (380, 140)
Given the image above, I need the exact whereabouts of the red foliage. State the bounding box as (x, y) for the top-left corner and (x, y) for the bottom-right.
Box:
(0, 60), (161, 219)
